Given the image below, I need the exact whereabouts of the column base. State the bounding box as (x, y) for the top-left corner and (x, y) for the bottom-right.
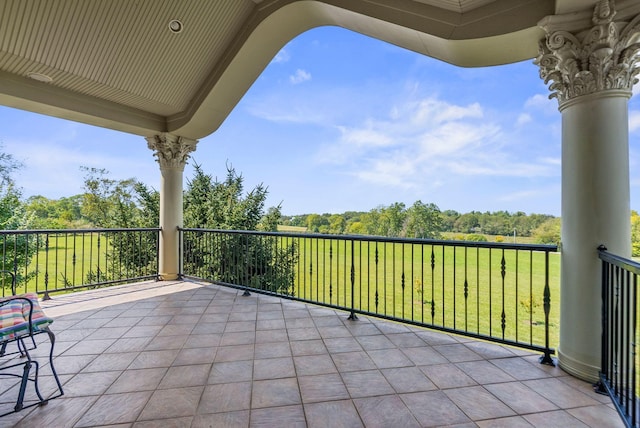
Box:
(558, 348), (600, 383)
(158, 273), (180, 281)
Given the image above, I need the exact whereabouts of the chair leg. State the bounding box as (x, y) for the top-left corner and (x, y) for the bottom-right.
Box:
(44, 327), (63, 400)
(14, 360), (31, 412)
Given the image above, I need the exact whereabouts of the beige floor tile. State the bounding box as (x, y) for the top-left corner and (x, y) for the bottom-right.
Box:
(133, 416), (193, 427)
(420, 363), (477, 389)
(457, 360), (516, 384)
(159, 364), (211, 388)
(385, 332), (427, 348)
(304, 399), (364, 428)
(250, 404), (306, 427)
(523, 377), (600, 408)
(192, 410), (250, 428)
(445, 386), (516, 421)
(402, 345), (448, 366)
(476, 415), (535, 427)
(82, 351), (139, 372)
(567, 404), (627, 428)
(198, 382), (252, 414)
(129, 349), (179, 369)
(208, 360), (253, 384)
(400, 390), (472, 427)
(290, 339), (328, 356)
(62, 370), (122, 397)
(342, 369), (395, 398)
(490, 357), (551, 381)
(324, 337), (363, 353)
(251, 378), (301, 408)
(367, 348), (414, 369)
(13, 396), (97, 428)
(434, 343), (483, 362)
(138, 386), (203, 420)
(287, 327), (321, 341)
(523, 410), (588, 427)
(485, 382), (558, 414)
(356, 334), (395, 350)
(332, 351), (377, 372)
(255, 329), (289, 344)
(298, 374), (349, 403)
(173, 346), (217, 366)
(74, 391), (152, 427)
(107, 368), (168, 393)
(354, 395), (421, 428)
(253, 357), (295, 380)
(254, 341), (291, 359)
(214, 344), (255, 362)
(381, 366), (437, 393)
(294, 354), (337, 376)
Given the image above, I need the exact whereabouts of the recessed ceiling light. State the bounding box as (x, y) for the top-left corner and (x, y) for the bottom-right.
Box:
(26, 72), (53, 83)
(168, 19), (183, 33)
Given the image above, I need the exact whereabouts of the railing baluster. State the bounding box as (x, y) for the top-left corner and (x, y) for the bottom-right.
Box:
(597, 247), (640, 426)
(178, 229), (557, 356)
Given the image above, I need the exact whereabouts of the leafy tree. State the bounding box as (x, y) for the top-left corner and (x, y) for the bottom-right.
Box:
(532, 217), (561, 246)
(404, 201), (442, 239)
(0, 151), (37, 290)
(79, 167), (158, 284)
(306, 214), (328, 233)
(632, 211), (640, 257)
(380, 203), (406, 237)
(181, 163), (292, 294)
(328, 214), (346, 234)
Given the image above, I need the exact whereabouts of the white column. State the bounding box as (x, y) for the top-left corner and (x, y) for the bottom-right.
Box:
(146, 133), (197, 280)
(536, 0), (639, 382)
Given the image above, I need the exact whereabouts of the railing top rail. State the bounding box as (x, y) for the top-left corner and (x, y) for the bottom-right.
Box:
(0, 227), (161, 236)
(179, 228), (558, 252)
(598, 247), (640, 275)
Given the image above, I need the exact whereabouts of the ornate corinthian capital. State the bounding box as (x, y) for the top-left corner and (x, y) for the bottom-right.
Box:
(535, 0), (640, 107)
(146, 133), (198, 170)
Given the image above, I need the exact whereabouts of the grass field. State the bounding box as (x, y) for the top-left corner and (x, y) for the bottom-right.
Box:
(286, 237), (559, 350)
(4, 229), (561, 351)
(3, 230), (158, 297)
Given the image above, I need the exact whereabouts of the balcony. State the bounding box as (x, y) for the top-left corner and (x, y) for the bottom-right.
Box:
(0, 279), (622, 427)
(0, 228), (627, 426)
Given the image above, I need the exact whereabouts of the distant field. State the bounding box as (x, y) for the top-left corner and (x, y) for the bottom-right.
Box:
(278, 225), (308, 233)
(277, 228), (540, 245)
(440, 232), (539, 245)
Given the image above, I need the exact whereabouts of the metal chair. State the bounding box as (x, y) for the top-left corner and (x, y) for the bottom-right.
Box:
(0, 292), (64, 416)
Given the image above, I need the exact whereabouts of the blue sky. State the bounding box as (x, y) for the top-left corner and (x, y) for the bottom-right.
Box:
(2, 26), (640, 217)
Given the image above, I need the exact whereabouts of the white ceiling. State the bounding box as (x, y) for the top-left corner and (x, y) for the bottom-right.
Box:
(0, 0), (602, 140)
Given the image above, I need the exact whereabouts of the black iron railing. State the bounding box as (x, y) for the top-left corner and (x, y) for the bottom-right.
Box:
(598, 247), (639, 428)
(0, 228), (160, 298)
(180, 228), (558, 359)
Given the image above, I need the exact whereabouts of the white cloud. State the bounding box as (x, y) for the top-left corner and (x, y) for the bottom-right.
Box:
(5, 138), (158, 198)
(290, 69), (311, 84)
(517, 113), (532, 126)
(524, 93), (558, 115)
(315, 94), (557, 190)
(272, 48), (290, 64)
(338, 126), (394, 148)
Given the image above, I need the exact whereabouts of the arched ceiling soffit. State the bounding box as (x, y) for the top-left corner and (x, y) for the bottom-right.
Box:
(0, 0), (605, 140)
(170, 0), (559, 139)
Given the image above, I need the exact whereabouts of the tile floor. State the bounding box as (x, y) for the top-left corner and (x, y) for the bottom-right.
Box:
(0, 280), (624, 427)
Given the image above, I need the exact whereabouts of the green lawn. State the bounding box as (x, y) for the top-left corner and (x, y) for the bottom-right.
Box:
(285, 237), (559, 350)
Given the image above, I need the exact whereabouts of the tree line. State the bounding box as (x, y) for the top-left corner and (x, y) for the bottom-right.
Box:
(281, 205), (561, 245)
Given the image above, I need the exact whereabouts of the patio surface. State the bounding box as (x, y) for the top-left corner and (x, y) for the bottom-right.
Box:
(0, 280), (623, 427)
